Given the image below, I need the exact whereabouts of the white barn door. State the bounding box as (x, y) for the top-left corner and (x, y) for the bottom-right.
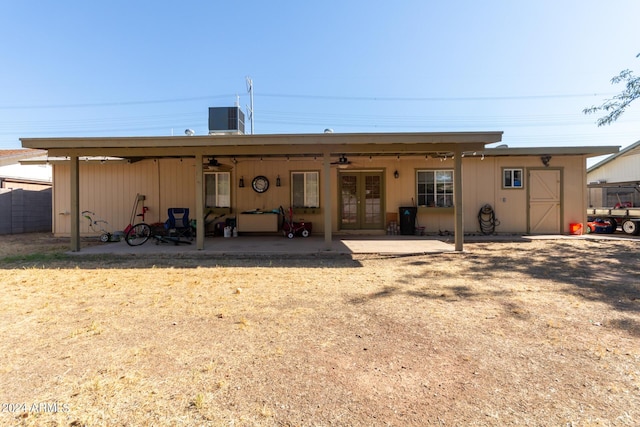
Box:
(528, 169), (561, 234)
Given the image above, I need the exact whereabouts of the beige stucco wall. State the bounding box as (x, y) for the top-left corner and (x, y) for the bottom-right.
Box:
(54, 159), (190, 236)
(560, 155), (589, 230)
(460, 155), (586, 234)
(377, 154), (586, 234)
(52, 154), (588, 236)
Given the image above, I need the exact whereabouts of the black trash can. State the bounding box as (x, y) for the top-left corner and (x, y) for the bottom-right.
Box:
(399, 207), (417, 235)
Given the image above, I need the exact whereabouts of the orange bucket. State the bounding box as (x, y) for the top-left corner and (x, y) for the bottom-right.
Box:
(569, 223), (583, 235)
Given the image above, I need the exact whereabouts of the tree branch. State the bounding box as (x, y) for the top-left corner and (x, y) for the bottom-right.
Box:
(583, 55), (640, 126)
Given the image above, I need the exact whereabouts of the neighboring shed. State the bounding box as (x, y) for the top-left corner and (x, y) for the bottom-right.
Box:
(0, 149), (51, 189)
(587, 139), (640, 208)
(0, 149), (52, 234)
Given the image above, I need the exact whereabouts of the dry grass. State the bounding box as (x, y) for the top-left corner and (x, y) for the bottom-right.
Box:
(0, 233), (639, 426)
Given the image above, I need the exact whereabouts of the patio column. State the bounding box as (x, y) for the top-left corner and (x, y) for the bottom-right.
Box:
(70, 155), (80, 252)
(195, 154), (204, 250)
(323, 152), (332, 249)
(454, 148), (464, 251)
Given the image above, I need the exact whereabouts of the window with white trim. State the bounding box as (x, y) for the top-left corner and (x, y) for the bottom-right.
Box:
(503, 168), (523, 189)
(205, 172), (230, 208)
(292, 171), (319, 208)
(417, 170), (454, 207)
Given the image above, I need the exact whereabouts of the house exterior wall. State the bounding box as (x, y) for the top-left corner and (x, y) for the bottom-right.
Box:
(54, 160), (164, 235)
(409, 155), (585, 234)
(559, 155), (588, 230)
(51, 153), (589, 236)
(234, 158), (316, 214)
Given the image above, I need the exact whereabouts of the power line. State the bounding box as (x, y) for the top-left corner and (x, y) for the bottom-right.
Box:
(3, 108), (638, 137)
(0, 91), (617, 111)
(258, 92), (616, 102)
(257, 109), (640, 128)
(0, 95), (237, 110)
(1, 90), (636, 148)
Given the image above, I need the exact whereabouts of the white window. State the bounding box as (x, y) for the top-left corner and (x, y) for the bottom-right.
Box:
(417, 170), (454, 207)
(292, 171), (319, 208)
(205, 172), (230, 208)
(503, 168), (523, 189)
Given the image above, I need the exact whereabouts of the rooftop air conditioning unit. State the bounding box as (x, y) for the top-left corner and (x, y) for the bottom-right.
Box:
(208, 107), (245, 135)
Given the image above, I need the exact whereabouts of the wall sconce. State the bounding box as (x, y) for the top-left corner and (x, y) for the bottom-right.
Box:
(540, 155), (552, 167)
(276, 175), (281, 187)
(239, 176), (245, 188)
(394, 170), (399, 179)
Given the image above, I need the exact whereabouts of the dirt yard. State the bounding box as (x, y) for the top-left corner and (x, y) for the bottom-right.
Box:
(0, 233), (639, 426)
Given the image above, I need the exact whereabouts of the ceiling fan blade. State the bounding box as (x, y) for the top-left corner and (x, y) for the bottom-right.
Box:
(204, 163), (233, 172)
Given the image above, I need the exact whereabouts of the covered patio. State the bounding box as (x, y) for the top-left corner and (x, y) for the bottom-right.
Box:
(21, 131), (504, 252)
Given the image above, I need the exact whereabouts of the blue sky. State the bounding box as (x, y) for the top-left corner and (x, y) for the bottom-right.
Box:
(1, 1), (639, 163)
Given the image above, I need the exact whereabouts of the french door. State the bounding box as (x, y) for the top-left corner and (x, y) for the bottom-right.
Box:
(340, 172), (384, 229)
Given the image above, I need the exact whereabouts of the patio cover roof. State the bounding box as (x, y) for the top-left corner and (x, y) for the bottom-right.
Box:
(20, 132), (621, 253)
(20, 131), (620, 253)
(23, 131), (505, 253)
(21, 131), (503, 158)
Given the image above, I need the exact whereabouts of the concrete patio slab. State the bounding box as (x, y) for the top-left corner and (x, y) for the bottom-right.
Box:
(68, 232), (639, 257)
(70, 235), (457, 256)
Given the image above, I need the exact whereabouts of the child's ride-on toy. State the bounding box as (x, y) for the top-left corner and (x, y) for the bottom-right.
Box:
(280, 206), (312, 238)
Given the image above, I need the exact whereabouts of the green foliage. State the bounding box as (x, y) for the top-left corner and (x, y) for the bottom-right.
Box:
(583, 53), (640, 126)
(0, 252), (68, 264)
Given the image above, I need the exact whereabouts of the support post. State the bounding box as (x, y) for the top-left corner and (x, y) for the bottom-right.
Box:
(323, 152), (332, 250)
(195, 154), (204, 250)
(70, 155), (80, 252)
(454, 148), (464, 252)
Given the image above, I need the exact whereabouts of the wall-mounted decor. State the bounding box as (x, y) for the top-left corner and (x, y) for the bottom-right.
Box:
(251, 175), (269, 193)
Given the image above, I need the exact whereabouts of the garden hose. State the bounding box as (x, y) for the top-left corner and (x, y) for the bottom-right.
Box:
(478, 204), (500, 235)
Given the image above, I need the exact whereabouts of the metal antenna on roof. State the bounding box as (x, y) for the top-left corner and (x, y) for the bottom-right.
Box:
(246, 76), (254, 135)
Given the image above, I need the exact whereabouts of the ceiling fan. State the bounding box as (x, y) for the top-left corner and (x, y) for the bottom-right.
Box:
(330, 155), (351, 166)
(203, 157), (233, 171)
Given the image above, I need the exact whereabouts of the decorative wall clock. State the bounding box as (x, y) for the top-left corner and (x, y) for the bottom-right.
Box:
(251, 175), (269, 193)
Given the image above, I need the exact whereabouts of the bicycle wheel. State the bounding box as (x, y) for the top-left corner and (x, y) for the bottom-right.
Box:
(125, 223), (151, 246)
